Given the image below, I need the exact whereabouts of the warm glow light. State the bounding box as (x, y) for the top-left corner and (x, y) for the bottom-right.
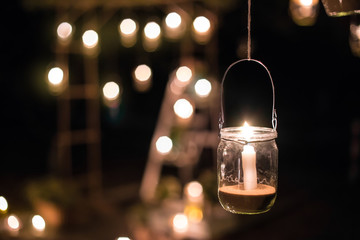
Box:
(0, 196), (8, 212)
(117, 238), (131, 240)
(193, 16), (211, 33)
(172, 213), (188, 233)
(120, 18), (137, 35)
(48, 67), (64, 85)
(173, 99), (193, 119)
(156, 136), (173, 154)
(165, 12), (182, 29)
(184, 205), (203, 223)
(7, 215), (20, 230)
(144, 22), (161, 40)
(194, 78), (212, 97)
(242, 121), (253, 140)
(176, 66), (192, 83)
(103, 81), (120, 100)
(57, 22), (72, 40)
(82, 30), (98, 48)
(134, 64), (152, 82)
(299, 0), (313, 6)
(32, 215), (46, 231)
(186, 181), (203, 199)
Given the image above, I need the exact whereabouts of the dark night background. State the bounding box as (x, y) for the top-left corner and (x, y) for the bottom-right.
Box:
(1, 0), (360, 239)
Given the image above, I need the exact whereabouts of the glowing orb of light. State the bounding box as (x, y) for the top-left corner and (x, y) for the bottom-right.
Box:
(165, 12), (182, 29)
(134, 64), (152, 82)
(172, 213), (188, 233)
(32, 215), (46, 231)
(173, 99), (193, 119)
(144, 22), (161, 40)
(57, 22), (72, 40)
(186, 181), (203, 199)
(193, 16), (211, 33)
(156, 136), (173, 154)
(103, 81), (120, 100)
(0, 196), (8, 212)
(7, 215), (20, 230)
(82, 30), (99, 48)
(48, 67), (64, 86)
(120, 18), (137, 35)
(176, 66), (192, 84)
(194, 78), (212, 97)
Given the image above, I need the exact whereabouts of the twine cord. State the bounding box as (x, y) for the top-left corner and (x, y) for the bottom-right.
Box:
(247, 0), (251, 60)
(218, 0), (278, 132)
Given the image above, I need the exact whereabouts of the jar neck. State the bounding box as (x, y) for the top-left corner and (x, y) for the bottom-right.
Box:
(220, 126), (277, 143)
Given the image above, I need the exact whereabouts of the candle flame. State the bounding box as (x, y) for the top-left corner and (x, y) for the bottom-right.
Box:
(242, 121), (253, 140)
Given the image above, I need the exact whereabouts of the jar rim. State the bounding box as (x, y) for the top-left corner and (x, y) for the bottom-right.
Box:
(220, 126), (277, 142)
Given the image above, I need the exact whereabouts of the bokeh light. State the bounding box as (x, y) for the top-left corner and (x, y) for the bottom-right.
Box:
(119, 18), (137, 35)
(144, 22), (161, 40)
(103, 81), (120, 100)
(193, 16), (211, 33)
(57, 22), (72, 40)
(300, 0), (314, 6)
(173, 99), (193, 119)
(289, 0), (319, 26)
(0, 196), (8, 212)
(134, 64), (152, 82)
(48, 67), (64, 86)
(165, 12), (182, 29)
(172, 213), (188, 233)
(176, 66), (192, 84)
(116, 237), (131, 240)
(194, 78), (212, 98)
(82, 30), (99, 48)
(7, 214), (20, 231)
(156, 136), (173, 154)
(186, 181), (203, 199)
(184, 205), (203, 223)
(32, 215), (46, 231)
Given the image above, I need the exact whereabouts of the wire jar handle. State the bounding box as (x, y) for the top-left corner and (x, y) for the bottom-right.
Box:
(219, 58), (277, 131)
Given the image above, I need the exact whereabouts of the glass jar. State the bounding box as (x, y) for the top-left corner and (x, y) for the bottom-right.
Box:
(217, 126), (278, 214)
(217, 58), (278, 215)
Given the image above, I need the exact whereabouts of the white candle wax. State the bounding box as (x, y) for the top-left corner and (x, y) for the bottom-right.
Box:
(241, 145), (257, 190)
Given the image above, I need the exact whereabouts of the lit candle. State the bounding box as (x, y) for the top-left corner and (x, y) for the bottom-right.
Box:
(241, 122), (257, 190)
(242, 145), (257, 190)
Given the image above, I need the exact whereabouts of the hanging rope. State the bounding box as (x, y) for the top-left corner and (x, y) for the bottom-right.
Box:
(247, 0), (251, 60)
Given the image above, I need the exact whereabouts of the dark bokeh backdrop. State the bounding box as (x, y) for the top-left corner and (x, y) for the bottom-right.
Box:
(1, 0), (360, 239)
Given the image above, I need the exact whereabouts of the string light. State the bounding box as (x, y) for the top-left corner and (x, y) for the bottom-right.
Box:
(173, 99), (193, 119)
(82, 30), (99, 48)
(57, 22), (73, 41)
(143, 21), (161, 51)
(32, 215), (46, 232)
(119, 18), (138, 47)
(120, 18), (137, 35)
(176, 66), (192, 84)
(134, 64), (152, 82)
(7, 214), (21, 231)
(165, 12), (182, 29)
(103, 81), (120, 101)
(193, 16), (211, 33)
(156, 136), (173, 154)
(172, 213), (188, 233)
(192, 15), (212, 44)
(194, 78), (212, 98)
(144, 22), (161, 40)
(48, 67), (64, 86)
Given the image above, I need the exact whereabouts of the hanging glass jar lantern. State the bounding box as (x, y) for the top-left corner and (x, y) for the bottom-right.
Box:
(217, 59), (278, 215)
